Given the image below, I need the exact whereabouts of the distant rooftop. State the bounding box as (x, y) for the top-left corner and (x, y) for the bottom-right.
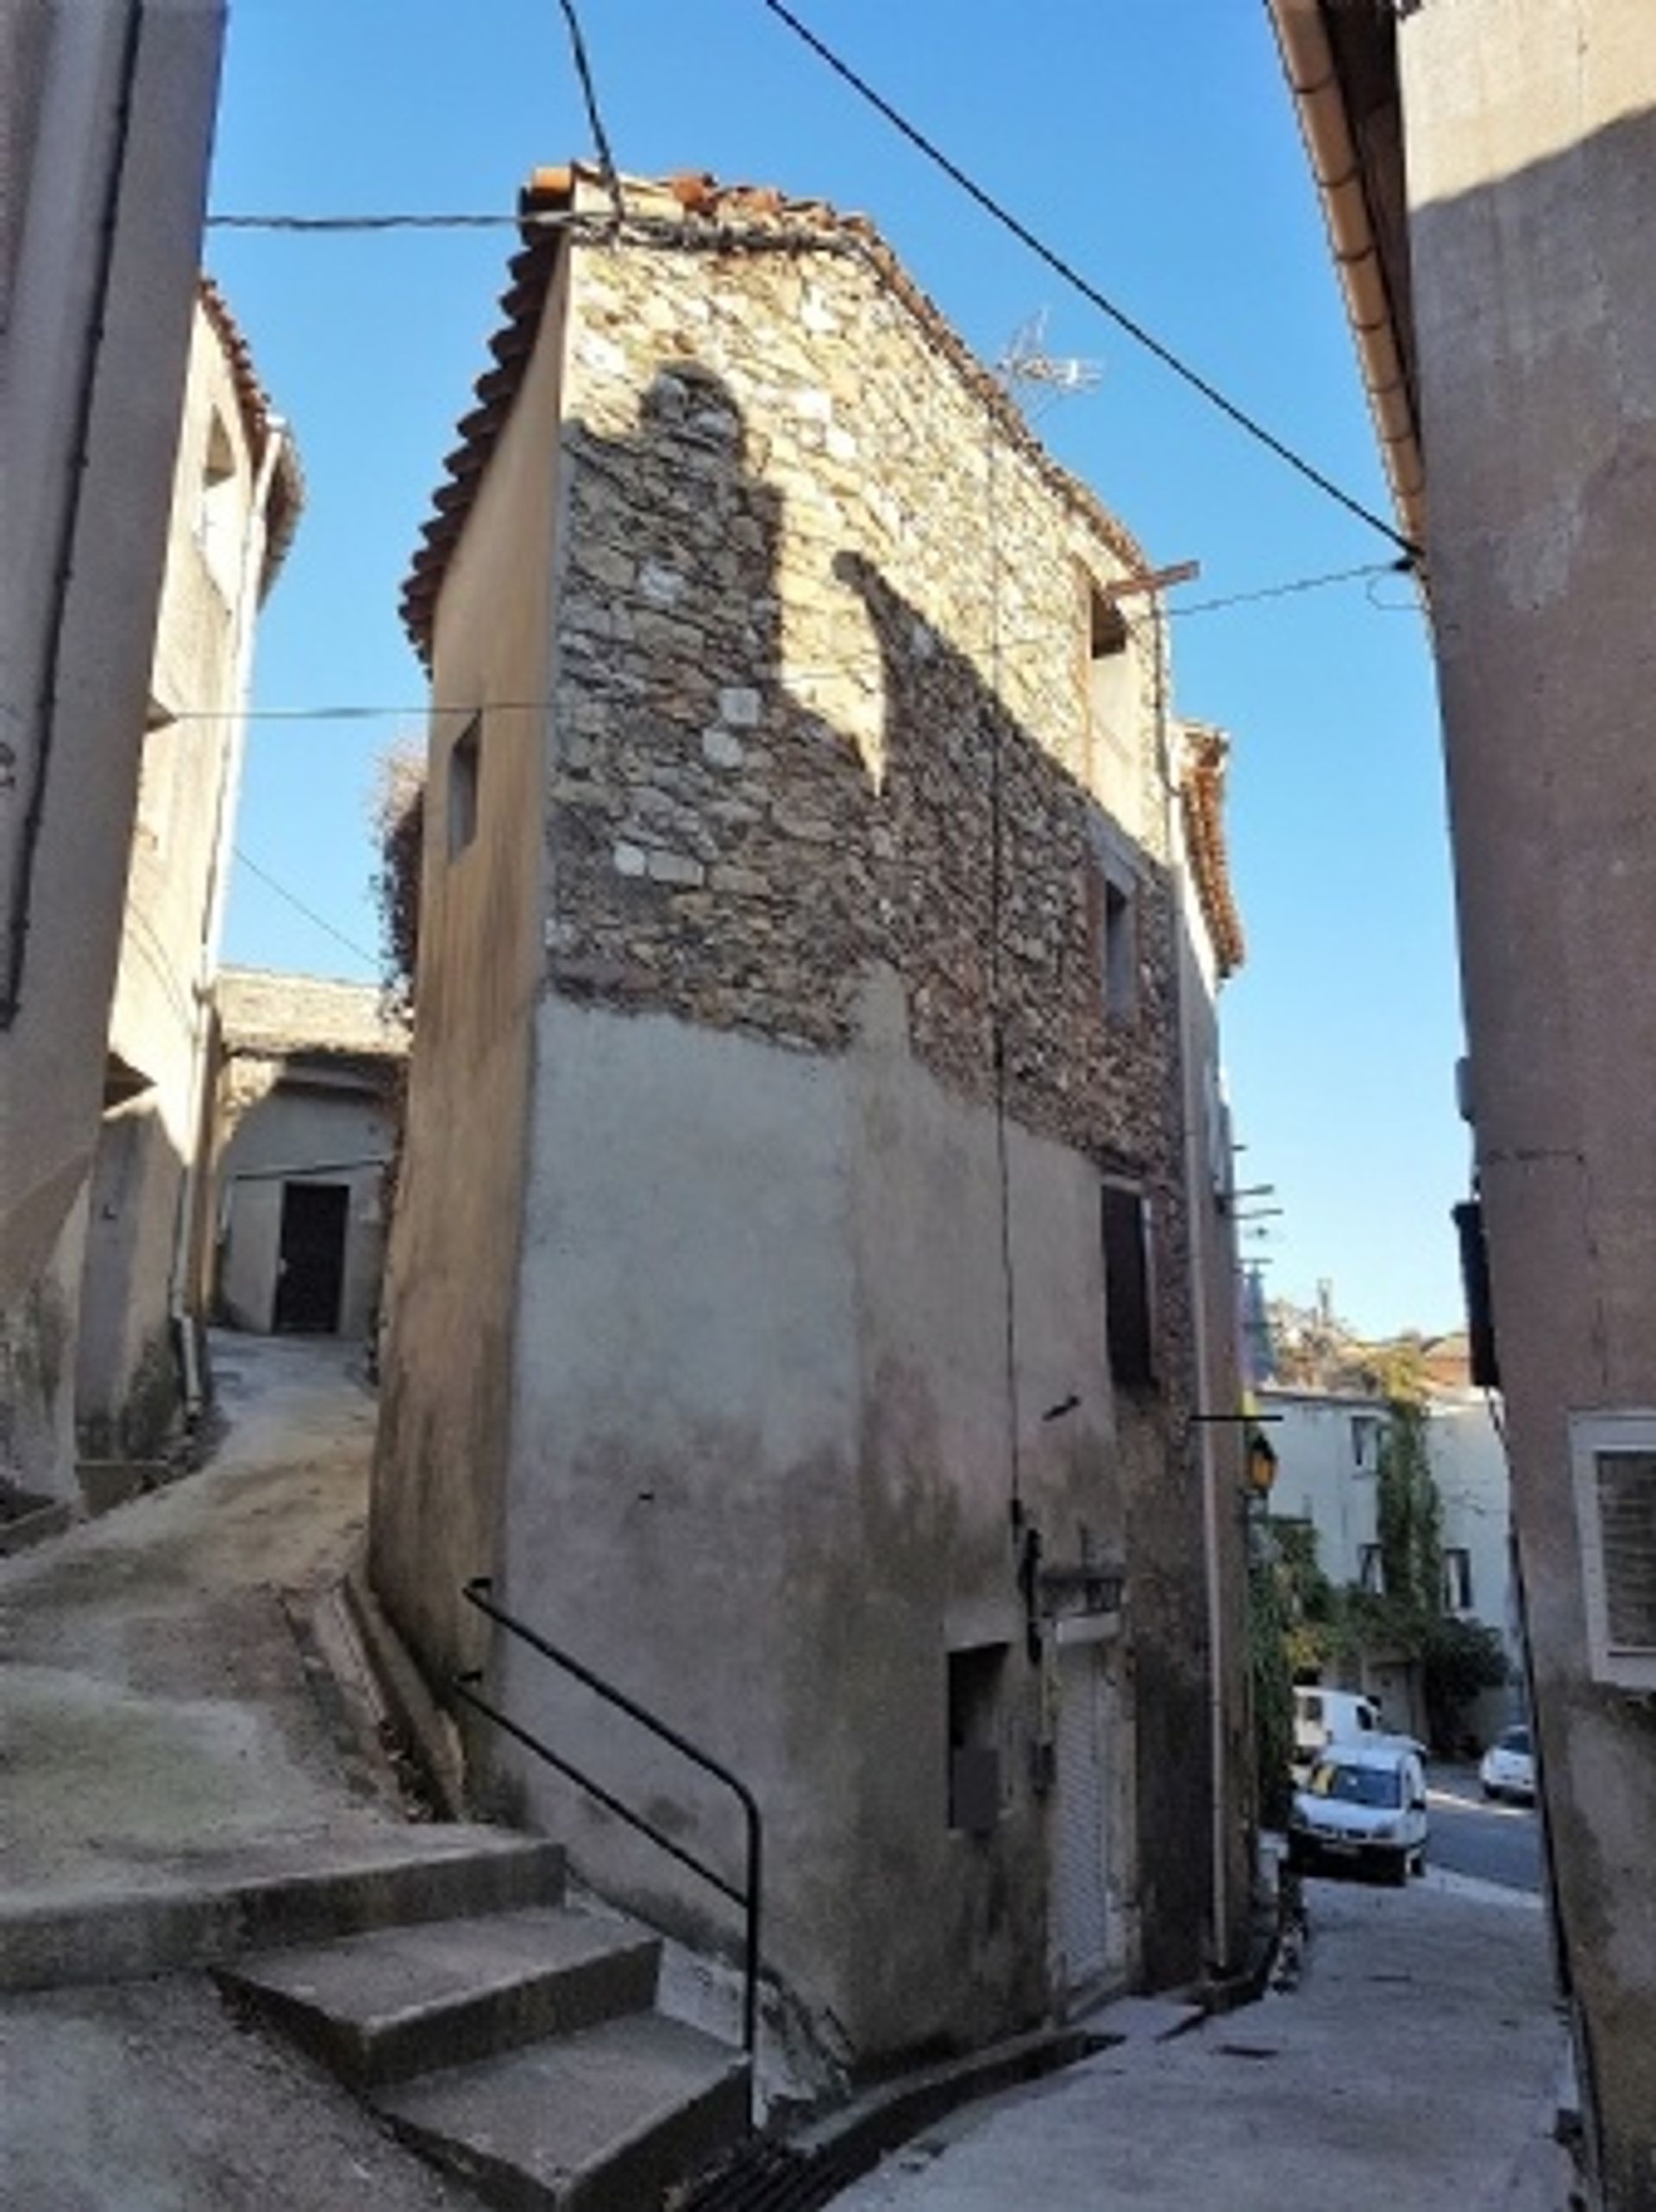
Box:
(216, 966), (406, 1060)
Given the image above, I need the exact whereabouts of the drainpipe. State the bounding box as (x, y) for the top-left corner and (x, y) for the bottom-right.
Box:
(166, 414), (284, 1425)
(1159, 637), (1233, 1974)
(1265, 0), (1425, 556)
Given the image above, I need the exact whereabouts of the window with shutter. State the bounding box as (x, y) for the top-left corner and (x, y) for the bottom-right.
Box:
(1571, 1413), (1656, 1690)
(1101, 1183), (1155, 1389)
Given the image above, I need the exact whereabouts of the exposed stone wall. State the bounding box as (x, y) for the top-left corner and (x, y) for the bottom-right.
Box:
(548, 234), (1181, 1185)
(216, 967), (408, 1061)
(543, 232), (1201, 1486)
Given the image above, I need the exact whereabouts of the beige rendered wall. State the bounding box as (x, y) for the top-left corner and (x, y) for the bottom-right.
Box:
(0, 2), (224, 1499)
(367, 251), (571, 1681)
(1400, 4), (1656, 2199)
(215, 1078), (392, 1341)
(77, 299), (273, 1460)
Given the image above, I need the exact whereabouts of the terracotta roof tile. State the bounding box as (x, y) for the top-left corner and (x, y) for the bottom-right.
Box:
(197, 273), (305, 594)
(1179, 723), (1245, 980)
(399, 161), (1153, 663)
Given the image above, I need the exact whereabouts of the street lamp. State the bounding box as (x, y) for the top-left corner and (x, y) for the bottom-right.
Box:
(1246, 1427), (1279, 1503)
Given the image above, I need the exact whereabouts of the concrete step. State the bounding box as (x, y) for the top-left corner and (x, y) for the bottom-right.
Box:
(0, 1489), (72, 1555)
(0, 1826), (566, 1991)
(1083, 1994), (1206, 2045)
(377, 2011), (751, 2212)
(218, 1905), (662, 2086)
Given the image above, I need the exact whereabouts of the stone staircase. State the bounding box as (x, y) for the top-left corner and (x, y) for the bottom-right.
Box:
(216, 1847), (750, 2212)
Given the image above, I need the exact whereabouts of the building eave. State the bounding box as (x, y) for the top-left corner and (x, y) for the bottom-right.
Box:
(198, 273), (305, 596)
(1180, 721), (1245, 981)
(400, 160), (1160, 669)
(1265, 0), (1426, 558)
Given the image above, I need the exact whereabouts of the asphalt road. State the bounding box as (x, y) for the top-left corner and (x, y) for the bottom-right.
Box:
(1425, 1763), (1543, 1892)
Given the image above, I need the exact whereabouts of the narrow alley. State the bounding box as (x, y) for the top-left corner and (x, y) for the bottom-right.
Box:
(824, 1876), (1571, 2212)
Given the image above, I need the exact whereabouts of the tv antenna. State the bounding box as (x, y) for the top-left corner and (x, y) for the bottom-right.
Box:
(996, 310), (1101, 415)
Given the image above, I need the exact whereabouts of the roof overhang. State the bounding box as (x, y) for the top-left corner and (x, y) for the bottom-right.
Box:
(1265, 0), (1425, 557)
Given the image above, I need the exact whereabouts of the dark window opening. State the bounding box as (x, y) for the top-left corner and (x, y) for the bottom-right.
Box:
(448, 715), (480, 859)
(947, 1643), (1007, 1835)
(1358, 1543), (1384, 1595)
(273, 1181), (348, 1335)
(1103, 876), (1136, 1018)
(1443, 1548), (1474, 1612)
(1101, 1183), (1154, 1388)
(1087, 589), (1133, 769)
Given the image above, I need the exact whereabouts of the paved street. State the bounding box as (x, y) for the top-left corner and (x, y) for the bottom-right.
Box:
(1427, 1764), (1544, 1894)
(826, 1877), (1571, 2212)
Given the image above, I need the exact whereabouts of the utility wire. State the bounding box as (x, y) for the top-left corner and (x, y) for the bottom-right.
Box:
(122, 556), (1410, 727)
(757, 0), (1417, 560)
(1159, 557), (1408, 621)
(553, 0), (625, 226)
(234, 845), (380, 971)
(206, 211), (531, 232)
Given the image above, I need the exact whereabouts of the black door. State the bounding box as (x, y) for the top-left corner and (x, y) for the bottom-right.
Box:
(273, 1181), (348, 1334)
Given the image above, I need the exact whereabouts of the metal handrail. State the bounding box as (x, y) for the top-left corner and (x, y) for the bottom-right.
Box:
(456, 1575), (764, 2063)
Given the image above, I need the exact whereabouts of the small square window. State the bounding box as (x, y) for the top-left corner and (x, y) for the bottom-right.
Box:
(1086, 844), (1139, 1022)
(447, 715), (480, 859)
(948, 1643), (1007, 1835)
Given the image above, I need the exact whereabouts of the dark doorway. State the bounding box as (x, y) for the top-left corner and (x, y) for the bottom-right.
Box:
(273, 1181), (348, 1334)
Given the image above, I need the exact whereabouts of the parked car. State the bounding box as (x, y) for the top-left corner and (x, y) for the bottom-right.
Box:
(1479, 1724), (1536, 1803)
(1287, 1740), (1429, 1885)
(1293, 1686), (1383, 1771)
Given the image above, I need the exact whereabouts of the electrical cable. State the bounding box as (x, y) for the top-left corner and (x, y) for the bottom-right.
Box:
(552, 0), (625, 226)
(68, 552), (1415, 731)
(233, 845), (380, 971)
(756, 0), (1417, 560)
(1170, 558), (1408, 620)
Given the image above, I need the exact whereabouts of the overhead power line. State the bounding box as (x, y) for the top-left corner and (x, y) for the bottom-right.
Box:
(756, 0), (1417, 561)
(234, 845), (380, 971)
(122, 555), (1414, 728)
(553, 0), (625, 225)
(1170, 557), (1408, 620)
(206, 211), (531, 232)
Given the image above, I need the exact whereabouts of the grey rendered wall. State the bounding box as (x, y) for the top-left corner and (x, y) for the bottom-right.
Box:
(1400, 5), (1656, 2199)
(215, 1080), (392, 1339)
(0, 2), (224, 1499)
(497, 978), (1139, 2062)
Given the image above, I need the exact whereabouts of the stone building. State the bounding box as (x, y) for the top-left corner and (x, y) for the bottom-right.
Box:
(209, 967), (403, 1345)
(1, 1), (225, 1509)
(373, 164), (1252, 2071)
(75, 286), (301, 1472)
(1269, 4), (1656, 2198)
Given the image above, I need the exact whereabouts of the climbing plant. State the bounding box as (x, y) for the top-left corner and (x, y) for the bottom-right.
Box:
(1376, 1395), (1442, 1620)
(1249, 1538), (1296, 1828)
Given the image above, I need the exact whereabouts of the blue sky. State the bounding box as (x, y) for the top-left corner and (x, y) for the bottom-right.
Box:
(208, 0), (1468, 1336)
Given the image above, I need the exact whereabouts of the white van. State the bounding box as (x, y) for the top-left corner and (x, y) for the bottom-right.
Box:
(1293, 1686), (1382, 1769)
(1287, 1740), (1429, 1884)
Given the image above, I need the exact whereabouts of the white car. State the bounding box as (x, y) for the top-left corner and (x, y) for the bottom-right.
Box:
(1479, 1724), (1536, 1803)
(1286, 1741), (1428, 1886)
